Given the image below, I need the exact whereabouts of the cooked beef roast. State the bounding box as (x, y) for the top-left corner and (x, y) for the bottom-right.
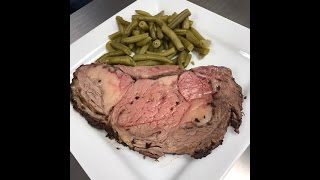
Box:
(70, 64), (243, 159)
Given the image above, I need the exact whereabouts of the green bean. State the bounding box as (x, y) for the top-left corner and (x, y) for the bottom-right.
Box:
(106, 10), (212, 66)
(134, 47), (141, 54)
(128, 43), (135, 50)
(105, 50), (126, 57)
(166, 51), (177, 59)
(136, 27), (144, 33)
(186, 35), (209, 50)
(132, 30), (140, 36)
(116, 19), (125, 34)
(196, 53), (206, 60)
(131, 15), (139, 21)
(156, 44), (164, 52)
(167, 12), (177, 23)
(152, 39), (161, 48)
(155, 10), (164, 17)
(168, 40), (174, 49)
(173, 28), (187, 35)
(124, 20), (138, 37)
(113, 36), (122, 43)
(163, 38), (169, 50)
(149, 14), (168, 23)
(148, 45), (155, 52)
(182, 17), (190, 29)
(156, 25), (164, 39)
(135, 60), (163, 66)
(184, 53), (192, 68)
(131, 45), (137, 53)
(110, 41), (132, 55)
(146, 47), (176, 56)
(139, 43), (151, 54)
(193, 47), (210, 55)
(178, 35), (194, 51)
(186, 30), (201, 47)
(133, 54), (173, 64)
(108, 31), (122, 40)
(190, 27), (205, 41)
(107, 56), (135, 66)
(159, 15), (168, 22)
(139, 28), (146, 34)
(161, 24), (184, 51)
(138, 21), (149, 31)
(96, 53), (109, 63)
(177, 50), (187, 69)
(168, 9), (191, 29)
(106, 41), (116, 52)
(116, 16), (130, 26)
(163, 36), (170, 41)
(199, 39), (211, 48)
(135, 10), (152, 16)
(189, 20), (193, 26)
(134, 15), (164, 26)
(121, 33), (149, 44)
(96, 53), (135, 65)
(149, 22), (157, 40)
(171, 57), (178, 65)
(106, 50), (125, 57)
(136, 36), (152, 46)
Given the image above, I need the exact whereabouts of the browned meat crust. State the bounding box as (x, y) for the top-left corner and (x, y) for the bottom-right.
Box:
(70, 64), (244, 159)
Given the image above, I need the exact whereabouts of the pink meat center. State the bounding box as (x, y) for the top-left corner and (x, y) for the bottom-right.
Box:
(115, 71), (214, 128)
(178, 71), (213, 101)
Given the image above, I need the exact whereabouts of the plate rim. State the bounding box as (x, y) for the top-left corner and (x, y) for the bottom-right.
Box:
(70, 0), (250, 179)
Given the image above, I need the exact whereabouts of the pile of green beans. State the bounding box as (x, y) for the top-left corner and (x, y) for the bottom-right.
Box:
(96, 9), (211, 68)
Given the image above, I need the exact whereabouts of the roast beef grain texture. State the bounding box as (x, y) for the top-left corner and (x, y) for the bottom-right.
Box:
(70, 64), (243, 159)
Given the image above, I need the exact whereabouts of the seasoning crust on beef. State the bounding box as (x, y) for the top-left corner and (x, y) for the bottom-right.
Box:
(70, 64), (243, 159)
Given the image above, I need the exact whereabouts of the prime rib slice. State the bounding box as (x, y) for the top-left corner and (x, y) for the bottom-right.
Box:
(70, 64), (243, 159)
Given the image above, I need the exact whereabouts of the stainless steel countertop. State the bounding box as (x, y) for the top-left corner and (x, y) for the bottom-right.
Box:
(70, 0), (250, 179)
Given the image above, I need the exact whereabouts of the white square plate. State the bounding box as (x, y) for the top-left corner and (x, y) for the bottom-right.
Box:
(70, 0), (250, 180)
